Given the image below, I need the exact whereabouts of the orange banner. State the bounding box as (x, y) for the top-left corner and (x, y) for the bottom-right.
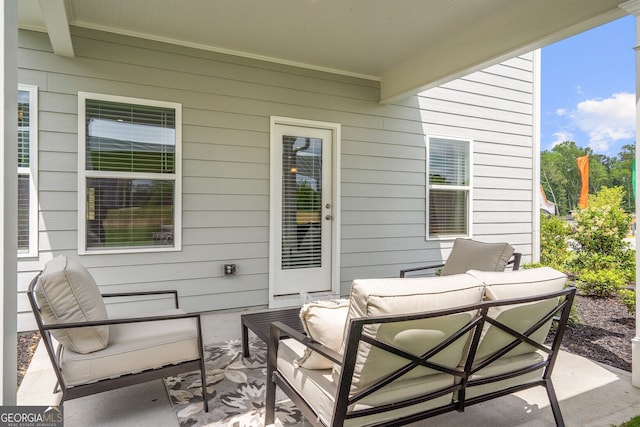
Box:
(577, 155), (589, 208)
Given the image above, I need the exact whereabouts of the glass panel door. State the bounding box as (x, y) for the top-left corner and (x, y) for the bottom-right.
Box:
(272, 125), (333, 297)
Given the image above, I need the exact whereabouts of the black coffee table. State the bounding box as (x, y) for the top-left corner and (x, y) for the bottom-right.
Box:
(240, 307), (303, 357)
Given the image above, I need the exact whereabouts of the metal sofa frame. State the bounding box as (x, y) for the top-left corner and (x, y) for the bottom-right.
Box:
(266, 286), (575, 427)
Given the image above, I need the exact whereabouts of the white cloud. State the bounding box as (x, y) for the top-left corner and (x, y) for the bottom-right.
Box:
(550, 131), (574, 148)
(571, 92), (635, 152)
(556, 108), (567, 116)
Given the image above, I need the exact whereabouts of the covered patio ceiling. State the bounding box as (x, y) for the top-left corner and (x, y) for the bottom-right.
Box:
(19, 0), (628, 103)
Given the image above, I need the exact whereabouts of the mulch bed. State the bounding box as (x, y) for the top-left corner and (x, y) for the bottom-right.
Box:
(559, 293), (634, 372)
(14, 292), (636, 389)
(17, 331), (40, 388)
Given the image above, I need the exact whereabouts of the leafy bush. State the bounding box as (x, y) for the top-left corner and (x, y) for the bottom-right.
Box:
(540, 213), (573, 271)
(569, 187), (634, 296)
(572, 187), (631, 254)
(619, 288), (636, 315)
(576, 269), (626, 298)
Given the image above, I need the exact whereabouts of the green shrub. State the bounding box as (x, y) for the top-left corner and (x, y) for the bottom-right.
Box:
(522, 262), (543, 269)
(568, 187), (635, 297)
(577, 269), (626, 298)
(540, 213), (572, 271)
(572, 187), (631, 254)
(619, 288), (636, 315)
(572, 252), (618, 273)
(619, 414), (640, 427)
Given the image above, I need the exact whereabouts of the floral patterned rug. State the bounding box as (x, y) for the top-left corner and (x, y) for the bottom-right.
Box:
(164, 338), (304, 427)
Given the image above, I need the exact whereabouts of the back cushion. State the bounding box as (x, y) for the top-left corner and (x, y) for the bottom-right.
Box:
(467, 267), (567, 361)
(468, 267), (567, 300)
(35, 255), (109, 354)
(440, 238), (514, 276)
(340, 274), (485, 392)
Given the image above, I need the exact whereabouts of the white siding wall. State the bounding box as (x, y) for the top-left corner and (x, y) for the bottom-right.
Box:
(17, 28), (535, 330)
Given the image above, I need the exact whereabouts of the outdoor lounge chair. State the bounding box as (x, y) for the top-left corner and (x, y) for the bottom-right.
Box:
(27, 255), (209, 411)
(400, 238), (522, 277)
(266, 267), (575, 427)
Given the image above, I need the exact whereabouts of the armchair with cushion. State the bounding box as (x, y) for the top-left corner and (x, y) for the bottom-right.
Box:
(27, 255), (209, 411)
(400, 238), (521, 278)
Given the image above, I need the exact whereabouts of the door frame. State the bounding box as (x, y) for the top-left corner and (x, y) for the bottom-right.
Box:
(269, 116), (341, 308)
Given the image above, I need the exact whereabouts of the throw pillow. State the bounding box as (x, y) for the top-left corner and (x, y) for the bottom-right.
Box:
(296, 298), (349, 369)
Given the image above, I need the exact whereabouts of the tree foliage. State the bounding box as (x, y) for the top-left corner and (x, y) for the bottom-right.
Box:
(541, 141), (636, 215)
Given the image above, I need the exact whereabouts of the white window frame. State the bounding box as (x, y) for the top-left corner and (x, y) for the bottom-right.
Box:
(78, 92), (182, 255)
(18, 84), (38, 258)
(426, 134), (473, 240)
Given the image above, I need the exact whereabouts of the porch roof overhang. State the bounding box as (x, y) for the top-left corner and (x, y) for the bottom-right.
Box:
(18, 0), (628, 103)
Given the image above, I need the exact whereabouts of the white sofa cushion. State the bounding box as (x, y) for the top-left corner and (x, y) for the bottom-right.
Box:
(346, 274), (485, 320)
(468, 266), (567, 299)
(441, 238), (514, 276)
(467, 267), (567, 361)
(60, 309), (199, 387)
(464, 352), (545, 399)
(278, 338), (455, 426)
(297, 298), (350, 369)
(340, 274), (485, 393)
(35, 255), (109, 354)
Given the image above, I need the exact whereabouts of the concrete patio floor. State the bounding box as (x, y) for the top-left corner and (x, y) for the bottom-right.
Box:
(18, 307), (640, 427)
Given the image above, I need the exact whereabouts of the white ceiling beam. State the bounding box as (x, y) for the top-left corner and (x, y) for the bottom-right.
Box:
(380, 6), (627, 104)
(38, 0), (74, 58)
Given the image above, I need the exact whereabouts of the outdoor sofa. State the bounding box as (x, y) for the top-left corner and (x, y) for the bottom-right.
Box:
(266, 267), (574, 426)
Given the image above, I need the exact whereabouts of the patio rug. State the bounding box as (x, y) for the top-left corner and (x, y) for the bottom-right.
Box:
(164, 338), (304, 427)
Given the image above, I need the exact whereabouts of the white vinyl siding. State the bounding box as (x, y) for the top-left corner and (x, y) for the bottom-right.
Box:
(18, 84), (38, 258)
(427, 136), (472, 239)
(16, 27), (535, 330)
(78, 92), (182, 254)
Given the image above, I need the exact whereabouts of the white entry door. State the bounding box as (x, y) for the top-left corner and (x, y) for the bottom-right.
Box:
(270, 118), (339, 305)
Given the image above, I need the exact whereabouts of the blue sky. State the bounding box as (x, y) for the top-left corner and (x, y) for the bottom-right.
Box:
(541, 15), (635, 157)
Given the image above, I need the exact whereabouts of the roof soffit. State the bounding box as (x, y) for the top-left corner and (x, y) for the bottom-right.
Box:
(18, 0), (629, 102)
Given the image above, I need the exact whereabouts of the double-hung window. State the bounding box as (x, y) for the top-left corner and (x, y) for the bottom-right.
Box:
(18, 85), (38, 257)
(78, 92), (181, 254)
(427, 135), (472, 239)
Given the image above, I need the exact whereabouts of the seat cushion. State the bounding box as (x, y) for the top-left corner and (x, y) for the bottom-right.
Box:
(464, 351), (545, 400)
(59, 309), (199, 387)
(467, 267), (567, 361)
(440, 238), (514, 276)
(297, 298), (349, 369)
(35, 255), (109, 354)
(278, 338), (455, 427)
(340, 274), (485, 393)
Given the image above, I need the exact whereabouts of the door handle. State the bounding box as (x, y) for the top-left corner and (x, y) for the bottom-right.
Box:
(325, 215), (333, 220)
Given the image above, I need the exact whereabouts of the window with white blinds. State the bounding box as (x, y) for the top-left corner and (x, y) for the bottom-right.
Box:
(281, 135), (323, 269)
(427, 136), (472, 239)
(78, 92), (181, 254)
(18, 85), (38, 257)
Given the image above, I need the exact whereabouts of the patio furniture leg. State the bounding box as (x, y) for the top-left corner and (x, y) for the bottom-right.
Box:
(241, 320), (250, 357)
(545, 379), (565, 427)
(265, 324), (278, 425)
(196, 316), (209, 412)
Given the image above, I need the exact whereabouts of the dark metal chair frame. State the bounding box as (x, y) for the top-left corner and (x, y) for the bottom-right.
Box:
(400, 252), (522, 278)
(27, 272), (209, 411)
(266, 286), (575, 427)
